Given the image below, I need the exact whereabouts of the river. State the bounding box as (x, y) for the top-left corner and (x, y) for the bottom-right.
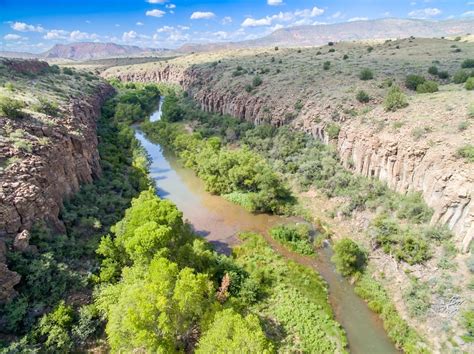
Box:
(135, 102), (398, 354)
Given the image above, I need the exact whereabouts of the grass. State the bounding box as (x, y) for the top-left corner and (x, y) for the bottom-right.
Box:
(269, 223), (314, 256)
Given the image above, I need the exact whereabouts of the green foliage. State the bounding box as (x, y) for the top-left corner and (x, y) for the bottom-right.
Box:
(416, 80), (438, 93)
(343, 54), (349, 60)
(162, 91), (185, 122)
(0, 96), (25, 118)
(461, 59), (474, 68)
(405, 75), (425, 90)
(197, 309), (273, 353)
(453, 70), (470, 84)
(354, 274), (428, 353)
(252, 75), (263, 87)
(326, 122), (341, 139)
(359, 68), (374, 80)
(323, 61), (331, 70)
(427, 66), (438, 75)
(37, 301), (74, 351)
(332, 238), (366, 276)
(457, 144), (474, 162)
(356, 90), (370, 103)
(384, 86), (408, 112)
(437, 71), (449, 79)
(403, 279), (431, 318)
(396, 192), (433, 223)
(461, 309), (474, 343)
(33, 97), (59, 116)
(62, 67), (74, 75)
(270, 223), (314, 255)
(465, 77), (474, 90)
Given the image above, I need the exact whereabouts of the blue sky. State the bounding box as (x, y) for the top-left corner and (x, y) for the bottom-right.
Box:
(1, 0), (473, 52)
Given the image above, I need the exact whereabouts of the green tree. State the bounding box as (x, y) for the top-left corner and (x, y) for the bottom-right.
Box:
(197, 309), (272, 353)
(0, 96), (25, 118)
(405, 75), (425, 90)
(162, 92), (185, 122)
(332, 238), (366, 276)
(37, 301), (74, 351)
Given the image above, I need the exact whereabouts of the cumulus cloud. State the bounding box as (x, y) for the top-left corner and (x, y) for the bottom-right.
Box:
(146, 9), (166, 17)
(4, 33), (27, 41)
(43, 29), (69, 40)
(70, 30), (98, 41)
(408, 7), (442, 18)
(267, 0), (283, 5)
(348, 17), (369, 22)
(122, 30), (138, 41)
(221, 16), (232, 25)
(166, 4), (176, 9)
(190, 11), (216, 20)
(11, 22), (44, 32)
(241, 6), (324, 28)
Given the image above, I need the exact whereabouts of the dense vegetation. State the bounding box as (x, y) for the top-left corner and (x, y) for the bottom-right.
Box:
(0, 82), (158, 351)
(269, 223), (314, 255)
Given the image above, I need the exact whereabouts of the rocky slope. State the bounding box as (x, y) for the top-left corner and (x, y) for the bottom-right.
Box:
(0, 59), (113, 302)
(102, 38), (474, 252)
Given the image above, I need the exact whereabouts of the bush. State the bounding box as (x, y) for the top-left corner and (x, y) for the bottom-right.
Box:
(343, 54), (349, 60)
(323, 61), (331, 70)
(33, 97), (59, 116)
(405, 75), (425, 90)
(457, 145), (474, 162)
(0, 96), (25, 118)
(252, 76), (262, 87)
(326, 122), (341, 139)
(37, 301), (74, 351)
(416, 80), (438, 93)
(62, 67), (74, 75)
(465, 77), (474, 90)
(367, 46), (374, 53)
(332, 238), (366, 276)
(359, 68), (374, 80)
(437, 71), (449, 79)
(461, 310), (474, 343)
(427, 66), (438, 75)
(356, 90), (370, 103)
(461, 59), (474, 68)
(384, 86), (408, 112)
(328, 48), (335, 53)
(269, 223), (313, 255)
(453, 70), (470, 84)
(403, 279), (431, 318)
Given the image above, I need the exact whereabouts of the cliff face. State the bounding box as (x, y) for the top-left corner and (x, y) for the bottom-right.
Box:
(104, 62), (473, 251)
(0, 83), (113, 237)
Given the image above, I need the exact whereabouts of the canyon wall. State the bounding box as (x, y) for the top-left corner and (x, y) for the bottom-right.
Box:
(105, 64), (473, 252)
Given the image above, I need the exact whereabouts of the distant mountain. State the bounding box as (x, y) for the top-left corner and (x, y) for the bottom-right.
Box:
(42, 42), (167, 60)
(178, 18), (474, 52)
(0, 42), (168, 61)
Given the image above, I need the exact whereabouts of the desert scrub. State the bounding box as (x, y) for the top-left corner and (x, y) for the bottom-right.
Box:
(405, 75), (425, 91)
(326, 122), (341, 139)
(453, 70), (470, 84)
(465, 77), (474, 90)
(354, 273), (428, 353)
(269, 223), (314, 255)
(403, 278), (431, 318)
(384, 86), (408, 112)
(457, 145), (474, 162)
(323, 61), (331, 70)
(416, 80), (438, 93)
(356, 90), (370, 103)
(33, 97), (60, 116)
(461, 59), (474, 68)
(252, 75), (262, 87)
(359, 68), (374, 81)
(0, 96), (25, 118)
(427, 66), (438, 76)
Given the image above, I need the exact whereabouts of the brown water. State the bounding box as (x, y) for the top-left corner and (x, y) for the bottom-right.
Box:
(136, 106), (398, 354)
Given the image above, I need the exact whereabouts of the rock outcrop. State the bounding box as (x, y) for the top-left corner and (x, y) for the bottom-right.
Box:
(104, 63), (473, 251)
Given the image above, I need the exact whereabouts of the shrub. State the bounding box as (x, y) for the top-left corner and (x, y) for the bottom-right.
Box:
(461, 310), (474, 343)
(461, 59), (474, 68)
(453, 70), (470, 84)
(245, 84), (253, 93)
(428, 66), (438, 75)
(326, 122), (340, 139)
(37, 301), (74, 351)
(252, 76), (262, 87)
(356, 90), (370, 103)
(384, 86), (408, 112)
(367, 46), (374, 53)
(343, 54), (349, 60)
(437, 71), (449, 79)
(465, 77), (474, 90)
(270, 223), (313, 255)
(62, 67), (74, 75)
(328, 48), (335, 53)
(332, 238), (366, 276)
(457, 145), (474, 162)
(359, 68), (374, 80)
(405, 75), (425, 90)
(0, 96), (25, 118)
(416, 80), (438, 93)
(33, 97), (59, 116)
(274, 46), (279, 51)
(395, 234), (430, 265)
(323, 61), (331, 70)
(403, 279), (431, 318)
(5, 82), (14, 91)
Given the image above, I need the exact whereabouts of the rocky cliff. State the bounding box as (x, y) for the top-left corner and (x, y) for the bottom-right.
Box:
(104, 52), (473, 252)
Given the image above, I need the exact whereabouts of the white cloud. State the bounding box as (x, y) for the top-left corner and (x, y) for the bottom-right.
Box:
(122, 30), (137, 41)
(43, 29), (68, 40)
(147, 0), (167, 3)
(348, 17), (369, 22)
(462, 10), (474, 16)
(190, 11), (216, 20)
(331, 11), (343, 19)
(11, 22), (44, 32)
(70, 30), (98, 41)
(146, 9), (166, 17)
(221, 16), (232, 25)
(241, 6), (324, 28)
(267, 0), (283, 5)
(4, 33), (26, 41)
(136, 21), (144, 26)
(166, 4), (176, 9)
(242, 17), (272, 27)
(408, 7), (442, 18)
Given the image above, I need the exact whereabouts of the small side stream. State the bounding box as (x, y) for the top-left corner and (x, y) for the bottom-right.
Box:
(136, 102), (398, 354)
